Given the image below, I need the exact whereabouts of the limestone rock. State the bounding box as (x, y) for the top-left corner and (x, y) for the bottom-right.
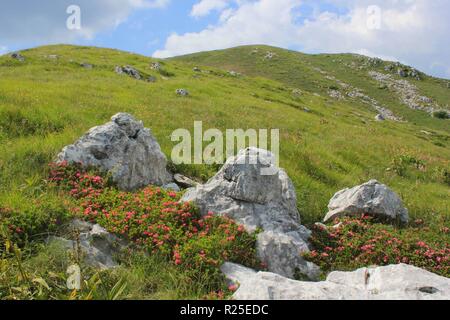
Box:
(57, 113), (172, 191)
(48, 220), (127, 270)
(176, 89), (189, 96)
(182, 148), (320, 279)
(222, 262), (450, 300)
(324, 180), (409, 224)
(115, 65), (141, 80)
(11, 52), (25, 61)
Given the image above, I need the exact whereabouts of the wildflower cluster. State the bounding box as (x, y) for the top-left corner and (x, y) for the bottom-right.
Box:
(304, 215), (450, 277)
(49, 162), (259, 281)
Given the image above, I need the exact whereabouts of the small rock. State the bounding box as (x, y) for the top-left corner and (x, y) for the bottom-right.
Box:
(193, 67), (201, 72)
(80, 62), (93, 69)
(10, 52), (25, 61)
(324, 180), (409, 224)
(147, 76), (157, 83)
(162, 183), (181, 192)
(375, 114), (385, 121)
(228, 70), (240, 77)
(150, 62), (161, 70)
(264, 51), (276, 60)
(57, 113), (172, 191)
(176, 89), (189, 96)
(174, 173), (198, 188)
(398, 69), (408, 78)
(47, 220), (127, 270)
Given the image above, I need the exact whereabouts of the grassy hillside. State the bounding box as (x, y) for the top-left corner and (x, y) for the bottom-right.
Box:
(0, 44), (449, 299)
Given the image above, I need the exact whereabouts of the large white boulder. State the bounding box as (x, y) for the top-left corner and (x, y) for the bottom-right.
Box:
(222, 262), (450, 300)
(182, 148), (320, 280)
(57, 113), (172, 191)
(324, 180), (409, 224)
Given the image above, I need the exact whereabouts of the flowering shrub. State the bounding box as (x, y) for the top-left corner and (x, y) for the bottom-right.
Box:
(49, 162), (259, 283)
(304, 216), (450, 278)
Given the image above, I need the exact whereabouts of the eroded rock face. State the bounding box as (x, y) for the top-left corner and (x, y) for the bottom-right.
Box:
(324, 180), (409, 224)
(222, 262), (450, 300)
(48, 220), (127, 270)
(182, 148), (320, 279)
(57, 113), (172, 191)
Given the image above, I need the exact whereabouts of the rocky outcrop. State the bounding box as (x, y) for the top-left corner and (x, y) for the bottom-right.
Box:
(48, 220), (126, 270)
(57, 113), (172, 191)
(11, 52), (25, 62)
(324, 180), (409, 224)
(369, 71), (447, 117)
(222, 262), (450, 300)
(182, 148), (320, 280)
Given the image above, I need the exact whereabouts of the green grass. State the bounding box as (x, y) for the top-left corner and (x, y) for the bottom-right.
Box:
(0, 44), (449, 299)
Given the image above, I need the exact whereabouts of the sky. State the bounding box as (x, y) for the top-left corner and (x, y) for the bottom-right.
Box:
(1, 0), (450, 79)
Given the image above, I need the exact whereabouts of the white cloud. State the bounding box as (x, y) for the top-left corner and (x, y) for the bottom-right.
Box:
(154, 0), (301, 58)
(154, 0), (450, 78)
(0, 46), (8, 56)
(191, 0), (230, 17)
(0, 0), (170, 46)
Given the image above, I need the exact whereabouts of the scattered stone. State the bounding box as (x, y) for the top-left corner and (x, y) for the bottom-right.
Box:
(10, 52), (25, 61)
(181, 148), (320, 280)
(80, 62), (93, 69)
(222, 262), (450, 300)
(228, 70), (240, 77)
(150, 62), (161, 70)
(328, 89), (344, 100)
(174, 173), (198, 189)
(47, 220), (127, 270)
(176, 89), (189, 96)
(193, 67), (201, 72)
(115, 65), (141, 80)
(292, 89), (302, 96)
(264, 51), (276, 60)
(369, 71), (442, 116)
(432, 110), (450, 119)
(57, 113), (172, 191)
(375, 114), (385, 121)
(323, 180), (409, 224)
(366, 57), (382, 67)
(147, 76), (157, 83)
(398, 69), (408, 78)
(303, 107), (311, 113)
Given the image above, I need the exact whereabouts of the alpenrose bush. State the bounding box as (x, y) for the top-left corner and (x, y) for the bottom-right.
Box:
(304, 216), (450, 278)
(48, 162), (260, 283)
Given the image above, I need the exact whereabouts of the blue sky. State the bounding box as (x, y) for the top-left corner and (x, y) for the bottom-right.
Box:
(1, 0), (449, 78)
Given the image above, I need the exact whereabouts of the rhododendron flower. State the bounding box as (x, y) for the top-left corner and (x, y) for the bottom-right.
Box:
(228, 284), (238, 292)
